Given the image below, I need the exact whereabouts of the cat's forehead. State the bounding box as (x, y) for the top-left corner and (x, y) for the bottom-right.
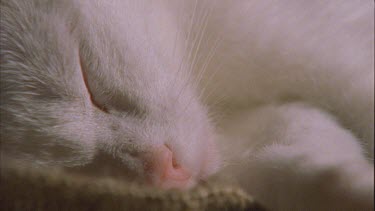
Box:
(79, 2), (191, 112)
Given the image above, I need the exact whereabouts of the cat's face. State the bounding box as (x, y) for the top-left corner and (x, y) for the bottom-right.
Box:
(77, 0), (221, 189)
(0, 0), (220, 189)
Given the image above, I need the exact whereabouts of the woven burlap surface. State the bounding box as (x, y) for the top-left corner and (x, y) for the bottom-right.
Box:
(0, 165), (265, 211)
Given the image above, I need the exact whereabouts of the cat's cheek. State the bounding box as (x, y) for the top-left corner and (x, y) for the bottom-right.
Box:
(199, 134), (222, 179)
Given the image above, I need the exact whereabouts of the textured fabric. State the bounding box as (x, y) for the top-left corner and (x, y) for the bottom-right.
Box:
(0, 165), (265, 211)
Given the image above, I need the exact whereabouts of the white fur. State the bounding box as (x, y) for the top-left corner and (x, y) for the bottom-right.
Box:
(0, 0), (373, 210)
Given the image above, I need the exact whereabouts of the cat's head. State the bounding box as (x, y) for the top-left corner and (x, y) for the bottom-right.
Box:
(76, 0), (221, 189)
(0, 0), (220, 189)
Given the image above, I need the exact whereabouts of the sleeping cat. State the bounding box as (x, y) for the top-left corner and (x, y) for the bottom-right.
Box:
(1, 0), (373, 210)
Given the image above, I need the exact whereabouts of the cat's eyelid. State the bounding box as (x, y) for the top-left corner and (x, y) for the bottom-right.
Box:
(79, 51), (109, 113)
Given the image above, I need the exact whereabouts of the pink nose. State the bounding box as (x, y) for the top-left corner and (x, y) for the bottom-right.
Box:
(147, 145), (191, 189)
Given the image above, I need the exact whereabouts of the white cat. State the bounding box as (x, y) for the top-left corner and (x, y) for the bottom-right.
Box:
(1, 0), (373, 210)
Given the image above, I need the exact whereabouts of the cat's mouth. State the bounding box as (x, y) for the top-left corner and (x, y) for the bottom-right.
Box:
(78, 52), (108, 113)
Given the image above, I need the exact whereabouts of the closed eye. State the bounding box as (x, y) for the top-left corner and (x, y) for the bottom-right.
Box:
(79, 51), (108, 113)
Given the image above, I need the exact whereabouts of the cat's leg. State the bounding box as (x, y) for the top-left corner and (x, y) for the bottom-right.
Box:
(218, 102), (374, 211)
(200, 0), (374, 160)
